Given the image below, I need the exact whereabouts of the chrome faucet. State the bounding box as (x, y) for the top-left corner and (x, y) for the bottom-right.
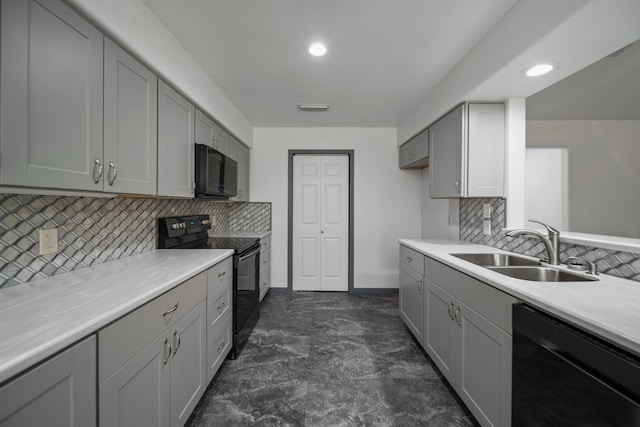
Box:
(506, 219), (560, 265)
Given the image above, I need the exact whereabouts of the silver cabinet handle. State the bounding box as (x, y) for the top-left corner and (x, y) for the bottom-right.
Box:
(417, 279), (423, 294)
(163, 338), (171, 365)
(218, 271), (226, 280)
(92, 159), (103, 183)
(162, 302), (179, 317)
(455, 180), (460, 193)
(447, 302), (455, 320)
(172, 330), (181, 355)
(217, 301), (226, 312)
(406, 256), (413, 263)
(217, 340), (225, 353)
(454, 306), (461, 326)
(107, 162), (117, 185)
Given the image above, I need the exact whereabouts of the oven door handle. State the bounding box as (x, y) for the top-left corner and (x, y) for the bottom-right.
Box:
(237, 246), (260, 263)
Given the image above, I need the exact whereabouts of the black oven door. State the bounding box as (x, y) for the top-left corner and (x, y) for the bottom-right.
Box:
(234, 245), (260, 334)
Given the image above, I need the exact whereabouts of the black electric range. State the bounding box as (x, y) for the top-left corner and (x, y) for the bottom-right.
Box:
(157, 215), (260, 359)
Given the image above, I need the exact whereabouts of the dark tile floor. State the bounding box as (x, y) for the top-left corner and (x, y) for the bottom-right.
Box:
(187, 291), (477, 426)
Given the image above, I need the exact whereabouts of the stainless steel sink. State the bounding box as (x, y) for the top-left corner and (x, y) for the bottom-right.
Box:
(451, 253), (541, 267)
(487, 266), (598, 282)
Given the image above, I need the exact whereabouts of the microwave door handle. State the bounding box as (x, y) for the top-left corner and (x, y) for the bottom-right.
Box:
(237, 246), (260, 264)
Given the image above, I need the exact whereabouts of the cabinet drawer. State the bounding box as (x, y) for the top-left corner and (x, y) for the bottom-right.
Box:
(206, 314), (232, 383)
(207, 284), (231, 339)
(426, 257), (516, 333)
(207, 257), (232, 295)
(400, 245), (424, 276)
(98, 272), (207, 383)
(260, 235), (271, 253)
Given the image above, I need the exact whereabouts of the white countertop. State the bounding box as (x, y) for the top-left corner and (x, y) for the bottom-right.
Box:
(211, 230), (271, 239)
(0, 249), (233, 384)
(400, 239), (640, 357)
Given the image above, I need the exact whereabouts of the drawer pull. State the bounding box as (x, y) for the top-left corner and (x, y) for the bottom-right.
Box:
(163, 302), (179, 317)
(173, 330), (181, 355)
(218, 271), (226, 281)
(217, 301), (226, 311)
(406, 256), (413, 262)
(163, 338), (171, 365)
(216, 340), (225, 353)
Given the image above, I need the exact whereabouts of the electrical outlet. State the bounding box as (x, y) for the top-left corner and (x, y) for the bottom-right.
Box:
(483, 203), (492, 220)
(483, 220), (492, 235)
(39, 228), (58, 255)
(211, 215), (217, 226)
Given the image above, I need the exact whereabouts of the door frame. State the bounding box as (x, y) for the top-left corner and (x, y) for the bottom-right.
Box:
(287, 150), (354, 292)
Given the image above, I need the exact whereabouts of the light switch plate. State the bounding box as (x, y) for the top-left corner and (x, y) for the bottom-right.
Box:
(210, 215), (217, 226)
(483, 220), (492, 235)
(39, 228), (58, 255)
(483, 203), (492, 220)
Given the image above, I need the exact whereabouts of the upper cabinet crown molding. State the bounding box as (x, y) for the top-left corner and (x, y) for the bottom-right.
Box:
(429, 103), (505, 198)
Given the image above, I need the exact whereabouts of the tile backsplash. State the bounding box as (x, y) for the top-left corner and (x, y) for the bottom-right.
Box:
(0, 194), (270, 288)
(459, 198), (640, 282)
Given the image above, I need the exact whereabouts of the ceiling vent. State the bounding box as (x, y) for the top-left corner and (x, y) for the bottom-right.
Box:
(297, 104), (329, 112)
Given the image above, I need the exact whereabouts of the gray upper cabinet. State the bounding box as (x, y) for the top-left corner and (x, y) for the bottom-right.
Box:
(0, 336), (96, 427)
(429, 103), (505, 198)
(158, 81), (195, 198)
(194, 109), (215, 149)
(104, 39), (158, 195)
(399, 129), (429, 169)
(0, 0), (104, 191)
(214, 125), (230, 156)
(230, 137), (250, 201)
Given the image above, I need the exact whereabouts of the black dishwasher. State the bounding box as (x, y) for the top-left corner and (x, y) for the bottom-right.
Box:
(512, 304), (640, 427)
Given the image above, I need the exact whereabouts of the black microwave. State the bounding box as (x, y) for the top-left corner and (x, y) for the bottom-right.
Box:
(194, 143), (238, 198)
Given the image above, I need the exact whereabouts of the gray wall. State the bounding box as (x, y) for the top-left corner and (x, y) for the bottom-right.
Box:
(527, 120), (640, 238)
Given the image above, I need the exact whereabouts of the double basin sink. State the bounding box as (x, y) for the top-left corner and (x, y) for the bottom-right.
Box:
(450, 253), (598, 282)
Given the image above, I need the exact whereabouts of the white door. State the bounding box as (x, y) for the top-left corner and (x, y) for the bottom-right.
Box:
(293, 155), (349, 291)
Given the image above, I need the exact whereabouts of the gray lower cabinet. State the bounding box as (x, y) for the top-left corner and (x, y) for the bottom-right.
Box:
(98, 272), (207, 427)
(206, 258), (233, 383)
(104, 38), (158, 195)
(399, 245), (425, 344)
(0, 336), (96, 427)
(424, 257), (514, 427)
(158, 80), (196, 198)
(259, 235), (271, 301)
(0, 0), (104, 191)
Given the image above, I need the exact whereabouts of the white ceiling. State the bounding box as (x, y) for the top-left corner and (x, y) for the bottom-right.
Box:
(527, 38), (640, 120)
(141, 0), (519, 127)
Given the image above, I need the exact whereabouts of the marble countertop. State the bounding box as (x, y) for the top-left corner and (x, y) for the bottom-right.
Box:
(0, 249), (233, 384)
(399, 239), (640, 357)
(211, 230), (272, 239)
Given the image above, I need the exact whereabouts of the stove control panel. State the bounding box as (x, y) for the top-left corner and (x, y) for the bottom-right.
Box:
(158, 215), (212, 241)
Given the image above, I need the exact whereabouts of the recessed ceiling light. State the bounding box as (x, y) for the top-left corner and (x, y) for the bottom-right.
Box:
(525, 63), (554, 77)
(308, 43), (327, 57)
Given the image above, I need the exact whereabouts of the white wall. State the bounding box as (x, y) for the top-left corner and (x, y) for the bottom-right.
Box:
(68, 0), (253, 145)
(251, 128), (422, 289)
(527, 120), (640, 238)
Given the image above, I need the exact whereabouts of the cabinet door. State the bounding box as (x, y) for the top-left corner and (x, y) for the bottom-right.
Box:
(227, 136), (240, 161)
(99, 333), (171, 427)
(456, 302), (512, 427)
(399, 265), (424, 344)
(0, 0), (103, 190)
(399, 142), (413, 168)
(231, 143), (250, 201)
(424, 280), (456, 384)
(194, 109), (215, 148)
(429, 104), (464, 198)
(104, 38), (157, 195)
(0, 336), (96, 427)
(467, 103), (505, 197)
(170, 301), (207, 427)
(158, 80), (195, 197)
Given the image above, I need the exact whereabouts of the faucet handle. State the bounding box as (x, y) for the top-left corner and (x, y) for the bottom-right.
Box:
(528, 219), (560, 235)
